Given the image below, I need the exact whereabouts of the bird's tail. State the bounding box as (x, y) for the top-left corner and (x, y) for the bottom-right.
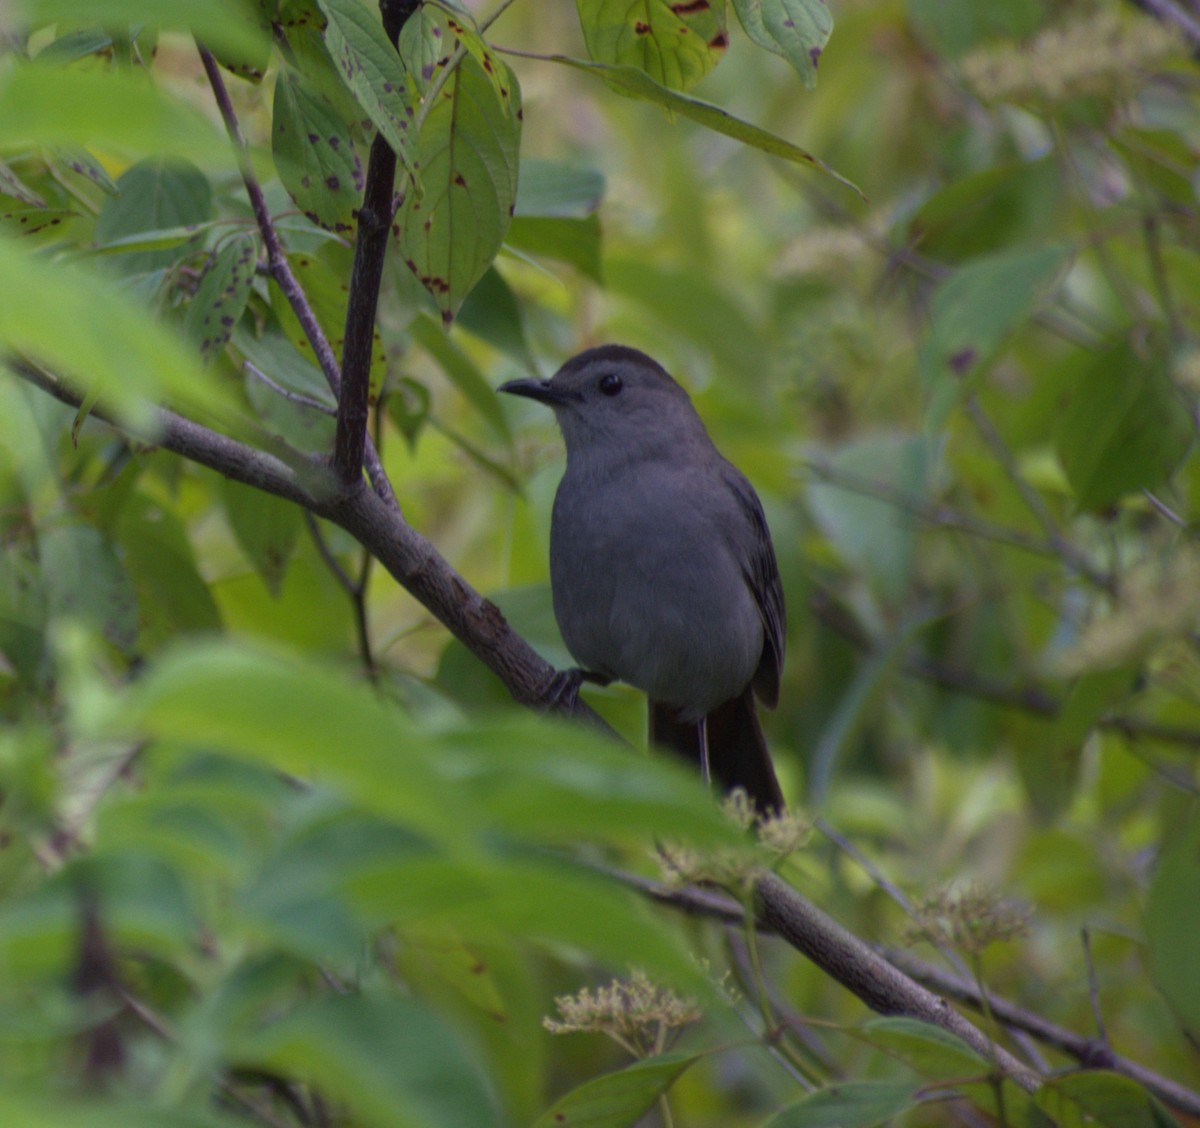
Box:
(649, 689), (784, 816)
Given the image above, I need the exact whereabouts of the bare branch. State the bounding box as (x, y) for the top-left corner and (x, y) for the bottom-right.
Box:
(619, 867), (1200, 1118)
(333, 0), (419, 486)
(12, 361), (609, 725)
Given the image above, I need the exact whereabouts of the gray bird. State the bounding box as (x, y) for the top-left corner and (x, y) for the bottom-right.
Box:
(499, 345), (786, 814)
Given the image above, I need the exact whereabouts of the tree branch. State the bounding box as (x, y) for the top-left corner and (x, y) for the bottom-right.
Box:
(12, 362), (608, 723)
(619, 868), (1200, 1117)
(813, 590), (1200, 750)
(753, 872), (1043, 1090)
(333, 0), (419, 486)
(196, 42), (399, 511)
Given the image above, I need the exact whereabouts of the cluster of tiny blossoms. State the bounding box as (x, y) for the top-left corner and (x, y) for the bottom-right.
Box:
(906, 883), (1031, 956)
(543, 969), (701, 1056)
(961, 10), (1183, 105)
(658, 793), (811, 893)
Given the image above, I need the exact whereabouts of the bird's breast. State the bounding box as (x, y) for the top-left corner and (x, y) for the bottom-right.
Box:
(548, 465), (762, 717)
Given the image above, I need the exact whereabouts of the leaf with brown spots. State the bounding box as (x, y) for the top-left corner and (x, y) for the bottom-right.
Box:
(394, 53), (521, 323)
(576, 0), (726, 91)
(272, 67), (363, 233)
(732, 0), (833, 89)
(184, 232), (258, 363)
(316, 0), (415, 174)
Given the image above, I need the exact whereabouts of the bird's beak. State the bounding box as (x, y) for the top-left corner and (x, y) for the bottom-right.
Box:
(497, 377), (569, 406)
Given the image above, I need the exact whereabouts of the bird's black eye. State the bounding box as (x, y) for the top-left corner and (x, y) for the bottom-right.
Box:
(598, 372), (623, 397)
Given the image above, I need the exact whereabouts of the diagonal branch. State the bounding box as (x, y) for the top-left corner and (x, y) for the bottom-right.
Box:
(618, 867), (1200, 1118)
(13, 361), (608, 726)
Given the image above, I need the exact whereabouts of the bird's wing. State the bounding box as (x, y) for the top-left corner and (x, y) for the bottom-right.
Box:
(721, 463), (786, 708)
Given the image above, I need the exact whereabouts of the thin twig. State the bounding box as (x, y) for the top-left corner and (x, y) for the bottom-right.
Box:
(813, 589), (1200, 750)
(245, 361), (336, 415)
(802, 455), (1081, 562)
(1081, 928), (1109, 1047)
(962, 393), (1116, 593)
(305, 512), (377, 678)
(1132, 0), (1200, 47)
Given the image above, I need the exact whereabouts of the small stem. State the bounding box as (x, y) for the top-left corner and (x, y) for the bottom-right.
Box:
(245, 361), (336, 415)
(962, 393), (1116, 594)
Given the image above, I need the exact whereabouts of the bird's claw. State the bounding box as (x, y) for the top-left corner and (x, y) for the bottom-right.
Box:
(544, 667), (610, 713)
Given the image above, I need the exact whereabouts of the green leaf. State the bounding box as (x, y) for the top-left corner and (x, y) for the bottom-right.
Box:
(455, 267), (535, 367)
(532, 1051), (702, 1127)
(316, 0), (416, 171)
(1145, 817), (1200, 1038)
(57, 147), (120, 195)
(858, 1016), (987, 1074)
(0, 204), (77, 239)
(543, 54), (861, 197)
(1054, 337), (1193, 512)
(515, 158), (604, 218)
(907, 158), (1062, 262)
(919, 244), (1072, 429)
(805, 433), (932, 604)
(272, 67), (363, 234)
(39, 522), (138, 653)
(764, 1081), (921, 1128)
(0, 1092), (242, 1128)
(235, 993), (500, 1128)
(1036, 1071), (1182, 1128)
(219, 478), (303, 598)
(858, 1018), (1048, 1126)
(507, 215), (603, 282)
(0, 236), (237, 430)
(25, 0), (271, 65)
(269, 242), (387, 406)
(90, 222), (222, 256)
(395, 54), (522, 323)
(94, 156), (214, 275)
(234, 322), (337, 451)
(0, 64), (226, 164)
(113, 493), (223, 645)
(575, 0), (727, 91)
(1012, 669), (1137, 819)
(731, 0), (833, 89)
(117, 639), (463, 846)
(410, 313), (510, 442)
(184, 233), (258, 363)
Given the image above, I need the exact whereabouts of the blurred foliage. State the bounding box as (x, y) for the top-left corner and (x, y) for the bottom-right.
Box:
(1, 0), (1200, 1124)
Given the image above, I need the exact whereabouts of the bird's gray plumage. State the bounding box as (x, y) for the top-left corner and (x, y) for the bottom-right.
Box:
(499, 344), (786, 812)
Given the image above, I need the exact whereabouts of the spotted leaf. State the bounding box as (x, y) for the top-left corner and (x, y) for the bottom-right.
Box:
(394, 54), (521, 324)
(185, 233), (258, 363)
(575, 0), (727, 91)
(316, 0), (415, 173)
(731, 0), (832, 89)
(272, 67), (363, 233)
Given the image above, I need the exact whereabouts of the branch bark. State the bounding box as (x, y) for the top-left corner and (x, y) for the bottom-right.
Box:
(14, 363), (603, 720)
(332, 0), (419, 486)
(619, 867), (1200, 1118)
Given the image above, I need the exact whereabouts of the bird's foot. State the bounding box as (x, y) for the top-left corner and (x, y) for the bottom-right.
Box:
(544, 667), (611, 713)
